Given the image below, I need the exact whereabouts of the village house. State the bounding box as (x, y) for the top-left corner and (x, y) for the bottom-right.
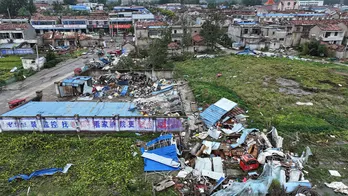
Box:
(87, 15), (109, 33)
(277, 0), (299, 11)
(309, 23), (346, 45)
(30, 14), (60, 34)
(228, 22), (293, 50)
(0, 23), (37, 45)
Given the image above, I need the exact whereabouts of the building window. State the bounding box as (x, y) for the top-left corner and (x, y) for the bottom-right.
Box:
(325, 32), (330, 38)
(272, 32), (275, 35)
(288, 2), (291, 6)
(0, 33), (10, 39)
(334, 41), (337, 44)
(243, 29), (248, 34)
(279, 38), (284, 41)
(174, 30), (177, 34)
(296, 27), (301, 31)
(89, 21), (92, 25)
(104, 21), (108, 25)
(335, 32), (338, 36)
(12, 33), (23, 39)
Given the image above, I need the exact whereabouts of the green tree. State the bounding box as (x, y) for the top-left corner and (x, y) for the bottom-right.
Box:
(28, 0), (36, 15)
(0, 0), (27, 17)
(300, 39), (329, 57)
(18, 7), (30, 16)
(200, 13), (224, 50)
(147, 29), (172, 68)
(116, 56), (135, 70)
(242, 0), (262, 6)
(53, 2), (64, 12)
(46, 49), (56, 62)
(63, 0), (77, 5)
(220, 33), (232, 48)
(148, 39), (168, 68)
(181, 14), (192, 52)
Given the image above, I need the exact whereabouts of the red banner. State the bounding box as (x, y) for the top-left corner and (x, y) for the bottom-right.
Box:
(109, 24), (132, 29)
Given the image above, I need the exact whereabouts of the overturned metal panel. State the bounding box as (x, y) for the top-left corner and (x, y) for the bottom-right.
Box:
(142, 152), (180, 168)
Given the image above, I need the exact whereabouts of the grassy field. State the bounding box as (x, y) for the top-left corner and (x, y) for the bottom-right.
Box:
(0, 133), (172, 196)
(0, 56), (22, 81)
(175, 55), (348, 186)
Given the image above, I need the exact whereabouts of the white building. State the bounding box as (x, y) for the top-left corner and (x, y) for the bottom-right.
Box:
(21, 57), (46, 71)
(0, 23), (37, 44)
(298, 0), (324, 6)
(309, 23), (346, 45)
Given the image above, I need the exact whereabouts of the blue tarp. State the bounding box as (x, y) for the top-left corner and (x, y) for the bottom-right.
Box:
(9, 164), (73, 182)
(62, 76), (91, 87)
(231, 129), (258, 148)
(151, 85), (173, 95)
(141, 134), (180, 172)
(99, 58), (109, 64)
(237, 48), (257, 56)
(120, 86), (128, 96)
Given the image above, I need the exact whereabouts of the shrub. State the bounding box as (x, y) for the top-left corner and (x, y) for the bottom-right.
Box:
(44, 59), (62, 69)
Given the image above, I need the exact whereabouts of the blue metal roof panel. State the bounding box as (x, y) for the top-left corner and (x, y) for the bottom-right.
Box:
(200, 105), (228, 127)
(1, 102), (141, 117)
(62, 76), (91, 87)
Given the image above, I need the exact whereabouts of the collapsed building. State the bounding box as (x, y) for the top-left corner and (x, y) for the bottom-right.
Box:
(140, 98), (318, 195)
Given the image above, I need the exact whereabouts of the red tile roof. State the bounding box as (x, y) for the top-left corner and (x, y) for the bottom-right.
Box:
(87, 15), (108, 20)
(168, 42), (179, 49)
(317, 23), (342, 31)
(136, 21), (167, 28)
(320, 42), (345, 52)
(0, 23), (31, 31)
(43, 31), (54, 39)
(290, 19), (346, 26)
(192, 34), (204, 42)
(31, 14), (59, 21)
(61, 16), (87, 20)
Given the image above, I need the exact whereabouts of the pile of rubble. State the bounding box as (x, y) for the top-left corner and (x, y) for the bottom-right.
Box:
(89, 71), (174, 99)
(133, 90), (182, 116)
(139, 98), (319, 195)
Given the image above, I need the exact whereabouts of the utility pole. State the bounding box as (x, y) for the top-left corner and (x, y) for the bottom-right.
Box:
(36, 44), (40, 71)
(7, 8), (12, 24)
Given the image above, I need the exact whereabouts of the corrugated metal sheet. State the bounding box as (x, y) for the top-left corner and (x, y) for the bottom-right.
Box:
(1, 102), (141, 117)
(200, 98), (238, 128)
(200, 105), (228, 128)
(62, 76), (91, 87)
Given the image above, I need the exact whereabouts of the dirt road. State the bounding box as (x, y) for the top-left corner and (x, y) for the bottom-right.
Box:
(0, 56), (92, 114)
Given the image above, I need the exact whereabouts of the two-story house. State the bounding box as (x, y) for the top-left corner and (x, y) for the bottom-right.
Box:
(228, 22), (262, 50)
(0, 23), (37, 45)
(61, 16), (88, 33)
(30, 15), (59, 34)
(309, 23), (347, 45)
(87, 16), (109, 33)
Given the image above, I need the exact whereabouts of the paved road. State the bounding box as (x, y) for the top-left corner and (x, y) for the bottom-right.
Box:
(0, 56), (93, 114)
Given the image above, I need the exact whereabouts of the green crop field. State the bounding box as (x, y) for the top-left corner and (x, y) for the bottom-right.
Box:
(0, 133), (174, 196)
(0, 56), (22, 81)
(175, 55), (348, 187)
